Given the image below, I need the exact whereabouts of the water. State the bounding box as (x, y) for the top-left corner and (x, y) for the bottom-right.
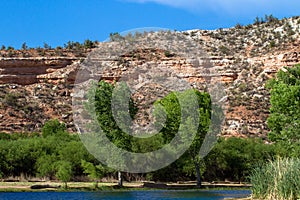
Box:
(0, 190), (251, 200)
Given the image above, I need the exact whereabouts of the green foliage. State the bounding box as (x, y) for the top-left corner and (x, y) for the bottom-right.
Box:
(235, 23), (243, 29)
(204, 137), (276, 181)
(58, 141), (92, 175)
(0, 120), (96, 181)
(131, 134), (165, 153)
(254, 14), (279, 25)
(153, 89), (211, 144)
(250, 157), (300, 200)
(269, 41), (276, 48)
(64, 40), (98, 50)
(83, 39), (97, 49)
(153, 89), (211, 186)
(0, 133), (12, 140)
(187, 91), (211, 157)
(81, 160), (105, 188)
(36, 154), (57, 178)
(153, 91), (181, 143)
(254, 16), (261, 25)
(164, 50), (175, 57)
(84, 81), (212, 184)
(55, 161), (73, 188)
(43, 42), (51, 49)
(0, 129), (279, 183)
(267, 64), (300, 155)
(81, 160), (104, 180)
(85, 81), (135, 150)
(21, 42), (28, 50)
(265, 14), (279, 24)
(6, 46), (14, 51)
(3, 93), (19, 107)
(147, 137), (276, 183)
(0, 137), (46, 177)
(41, 119), (67, 138)
(109, 32), (124, 42)
(85, 81), (138, 186)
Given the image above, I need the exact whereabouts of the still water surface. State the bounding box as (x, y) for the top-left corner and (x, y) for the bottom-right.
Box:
(0, 190), (251, 200)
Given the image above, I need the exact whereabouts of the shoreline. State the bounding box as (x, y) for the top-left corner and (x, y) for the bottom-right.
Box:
(0, 181), (251, 192)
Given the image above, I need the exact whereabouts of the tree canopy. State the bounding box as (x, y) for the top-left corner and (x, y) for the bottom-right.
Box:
(267, 64), (300, 155)
(154, 89), (211, 187)
(85, 80), (212, 187)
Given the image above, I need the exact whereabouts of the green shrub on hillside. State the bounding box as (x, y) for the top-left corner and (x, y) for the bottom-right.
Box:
(41, 119), (67, 137)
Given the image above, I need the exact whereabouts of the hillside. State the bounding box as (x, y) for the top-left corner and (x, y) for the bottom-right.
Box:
(1, 16), (300, 138)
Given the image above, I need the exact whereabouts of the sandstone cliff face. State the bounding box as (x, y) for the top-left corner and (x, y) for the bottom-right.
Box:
(0, 57), (78, 85)
(0, 16), (300, 138)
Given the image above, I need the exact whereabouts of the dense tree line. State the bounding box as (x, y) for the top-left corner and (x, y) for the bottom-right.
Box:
(0, 125), (281, 184)
(1, 64), (299, 187)
(0, 80), (291, 186)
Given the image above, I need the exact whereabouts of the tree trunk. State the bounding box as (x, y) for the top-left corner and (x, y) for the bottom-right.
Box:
(195, 162), (201, 188)
(118, 171), (123, 187)
(64, 181), (68, 189)
(95, 180), (99, 188)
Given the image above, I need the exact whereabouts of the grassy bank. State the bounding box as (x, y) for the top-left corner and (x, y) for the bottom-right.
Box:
(249, 157), (300, 200)
(0, 181), (251, 192)
(0, 181), (144, 192)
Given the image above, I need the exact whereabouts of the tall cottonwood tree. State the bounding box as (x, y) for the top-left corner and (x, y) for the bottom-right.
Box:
(85, 80), (137, 187)
(267, 64), (300, 156)
(154, 89), (211, 187)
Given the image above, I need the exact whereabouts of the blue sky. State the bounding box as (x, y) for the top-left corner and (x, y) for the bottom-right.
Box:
(0, 0), (299, 48)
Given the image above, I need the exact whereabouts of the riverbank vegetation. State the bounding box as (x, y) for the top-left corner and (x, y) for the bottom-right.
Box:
(248, 64), (300, 200)
(0, 124), (289, 186)
(0, 65), (298, 196)
(250, 158), (300, 200)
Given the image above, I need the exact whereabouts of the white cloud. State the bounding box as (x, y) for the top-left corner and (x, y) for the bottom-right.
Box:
(122, 0), (261, 15)
(123, 0), (300, 17)
(126, 0), (197, 6)
(124, 0), (206, 10)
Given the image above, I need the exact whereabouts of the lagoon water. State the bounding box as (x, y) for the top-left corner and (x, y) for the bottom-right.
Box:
(0, 190), (251, 200)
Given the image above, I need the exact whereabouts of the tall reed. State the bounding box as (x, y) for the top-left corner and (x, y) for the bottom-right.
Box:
(249, 157), (300, 200)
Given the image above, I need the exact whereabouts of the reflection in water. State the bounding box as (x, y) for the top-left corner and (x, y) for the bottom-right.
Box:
(0, 190), (251, 200)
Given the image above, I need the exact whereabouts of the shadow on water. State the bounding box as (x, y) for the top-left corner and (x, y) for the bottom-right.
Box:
(0, 190), (251, 200)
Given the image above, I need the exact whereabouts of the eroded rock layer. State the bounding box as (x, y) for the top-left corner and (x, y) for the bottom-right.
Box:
(1, 16), (300, 138)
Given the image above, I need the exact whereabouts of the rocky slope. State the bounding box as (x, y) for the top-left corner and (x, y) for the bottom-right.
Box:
(1, 16), (300, 138)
